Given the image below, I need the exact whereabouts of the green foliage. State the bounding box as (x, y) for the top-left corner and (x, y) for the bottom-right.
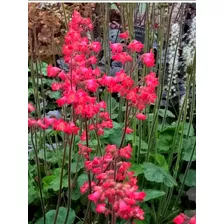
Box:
(182, 137), (196, 161)
(35, 207), (75, 224)
(101, 121), (123, 147)
(71, 173), (88, 201)
(143, 189), (166, 201)
(31, 62), (48, 76)
(42, 168), (68, 192)
(179, 169), (196, 187)
(158, 109), (175, 118)
(153, 154), (169, 171)
(142, 162), (177, 187)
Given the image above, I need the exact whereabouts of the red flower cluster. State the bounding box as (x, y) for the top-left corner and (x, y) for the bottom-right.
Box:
(173, 213), (196, 224)
(81, 144), (146, 221)
(99, 70), (158, 112)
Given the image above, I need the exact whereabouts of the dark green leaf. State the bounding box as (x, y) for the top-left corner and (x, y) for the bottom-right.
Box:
(129, 164), (144, 176)
(154, 154), (169, 171)
(111, 113), (118, 119)
(35, 207), (75, 224)
(179, 169), (196, 187)
(143, 189), (166, 201)
(142, 162), (177, 187)
(182, 137), (196, 161)
(158, 109), (175, 118)
(157, 131), (173, 152)
(32, 62), (48, 76)
(46, 91), (61, 100)
(71, 161), (84, 174)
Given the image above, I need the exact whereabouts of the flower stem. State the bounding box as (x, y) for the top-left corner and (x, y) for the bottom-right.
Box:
(53, 134), (68, 224)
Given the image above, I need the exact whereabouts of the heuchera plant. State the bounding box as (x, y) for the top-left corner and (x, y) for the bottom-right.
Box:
(28, 10), (159, 223)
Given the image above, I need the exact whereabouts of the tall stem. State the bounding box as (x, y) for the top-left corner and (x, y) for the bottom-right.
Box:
(53, 134), (68, 224)
(31, 128), (46, 224)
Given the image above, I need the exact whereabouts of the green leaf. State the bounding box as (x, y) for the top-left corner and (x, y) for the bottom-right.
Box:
(179, 169), (196, 187)
(111, 113), (118, 119)
(28, 176), (38, 204)
(182, 137), (196, 161)
(154, 154), (169, 171)
(71, 161), (84, 174)
(77, 173), (88, 188)
(143, 189), (166, 201)
(38, 150), (58, 164)
(71, 173), (88, 201)
(182, 122), (195, 137)
(88, 139), (98, 147)
(46, 91), (61, 100)
(147, 113), (154, 122)
(110, 97), (119, 114)
(35, 207), (75, 224)
(126, 135), (148, 151)
(129, 164), (144, 176)
(32, 62), (48, 76)
(157, 130), (174, 152)
(106, 127), (122, 147)
(142, 162), (177, 187)
(71, 188), (81, 201)
(158, 109), (175, 118)
(28, 88), (34, 97)
(42, 168), (68, 192)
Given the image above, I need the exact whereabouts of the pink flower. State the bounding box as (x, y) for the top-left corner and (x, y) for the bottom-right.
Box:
(145, 72), (159, 87)
(56, 96), (67, 107)
(112, 52), (132, 64)
(47, 65), (61, 77)
(28, 103), (35, 113)
(173, 213), (186, 224)
(51, 82), (62, 91)
(86, 79), (99, 92)
(133, 192), (146, 201)
(189, 216), (196, 224)
(125, 127), (133, 134)
(136, 113), (146, 120)
(119, 199), (129, 211)
(96, 204), (106, 213)
(88, 190), (101, 203)
(119, 31), (129, 39)
(141, 50), (155, 67)
(110, 43), (123, 54)
(119, 144), (132, 159)
(128, 40), (144, 52)
(91, 42), (102, 53)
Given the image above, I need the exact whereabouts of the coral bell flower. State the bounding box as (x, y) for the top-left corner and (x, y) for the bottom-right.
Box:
(96, 204), (106, 213)
(128, 40), (144, 53)
(189, 216), (196, 224)
(110, 43), (123, 54)
(28, 103), (35, 113)
(119, 31), (129, 39)
(145, 72), (159, 87)
(124, 127), (133, 134)
(91, 42), (102, 53)
(112, 52), (132, 64)
(86, 79), (99, 92)
(47, 65), (61, 77)
(173, 213), (186, 224)
(141, 50), (155, 67)
(119, 144), (132, 159)
(88, 190), (101, 204)
(136, 113), (147, 120)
